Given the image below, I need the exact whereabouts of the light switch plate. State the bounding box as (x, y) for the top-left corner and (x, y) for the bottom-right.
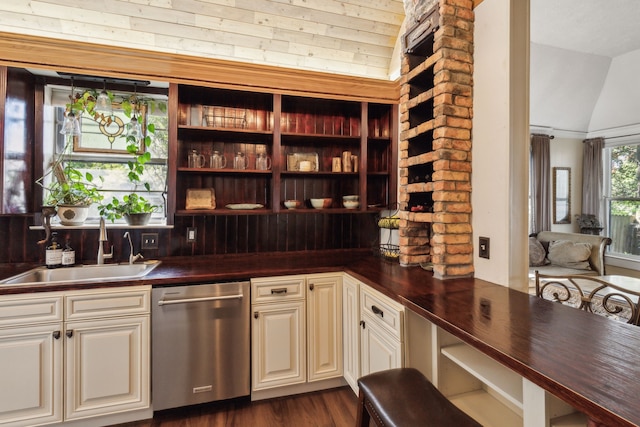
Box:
(479, 236), (490, 259)
(186, 227), (197, 243)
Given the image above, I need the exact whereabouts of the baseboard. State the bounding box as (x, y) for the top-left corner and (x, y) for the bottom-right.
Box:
(250, 377), (347, 401)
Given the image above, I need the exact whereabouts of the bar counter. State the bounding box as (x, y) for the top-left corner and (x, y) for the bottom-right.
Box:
(1, 251), (638, 426)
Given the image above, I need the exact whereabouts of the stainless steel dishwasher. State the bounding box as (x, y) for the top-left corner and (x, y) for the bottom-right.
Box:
(151, 281), (250, 411)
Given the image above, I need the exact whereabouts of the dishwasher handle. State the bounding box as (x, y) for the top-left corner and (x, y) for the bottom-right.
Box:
(157, 293), (243, 306)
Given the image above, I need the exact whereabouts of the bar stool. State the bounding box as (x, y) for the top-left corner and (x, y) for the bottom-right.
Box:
(356, 368), (481, 427)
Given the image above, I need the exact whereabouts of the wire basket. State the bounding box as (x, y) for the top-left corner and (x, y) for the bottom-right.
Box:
(379, 243), (400, 261)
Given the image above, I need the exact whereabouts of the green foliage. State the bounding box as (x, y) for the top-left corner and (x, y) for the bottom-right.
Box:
(610, 145), (640, 198)
(38, 138), (104, 207)
(98, 193), (157, 222)
(610, 145), (640, 216)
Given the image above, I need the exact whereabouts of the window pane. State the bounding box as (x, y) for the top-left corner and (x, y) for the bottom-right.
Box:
(607, 143), (640, 257)
(610, 145), (640, 198)
(609, 200), (640, 255)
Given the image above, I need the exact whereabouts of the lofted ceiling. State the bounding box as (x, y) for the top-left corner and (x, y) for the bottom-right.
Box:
(529, 0), (640, 134)
(530, 0), (640, 58)
(0, 0), (406, 81)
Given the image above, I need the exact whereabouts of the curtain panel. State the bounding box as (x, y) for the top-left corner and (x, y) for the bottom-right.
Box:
(582, 137), (604, 219)
(530, 134), (551, 233)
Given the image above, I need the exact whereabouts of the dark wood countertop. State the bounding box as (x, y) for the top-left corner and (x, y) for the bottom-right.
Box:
(0, 251), (638, 425)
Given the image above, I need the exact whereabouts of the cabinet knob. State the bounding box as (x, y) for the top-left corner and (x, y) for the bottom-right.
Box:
(65, 330), (73, 338)
(360, 320), (365, 329)
(53, 330), (61, 340)
(254, 311), (259, 319)
(309, 283), (314, 291)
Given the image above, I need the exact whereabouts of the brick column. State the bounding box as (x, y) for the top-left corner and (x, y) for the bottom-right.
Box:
(399, 0), (474, 279)
(431, 0), (474, 278)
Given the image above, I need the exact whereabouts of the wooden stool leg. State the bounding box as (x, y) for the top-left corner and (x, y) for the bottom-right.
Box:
(355, 389), (370, 427)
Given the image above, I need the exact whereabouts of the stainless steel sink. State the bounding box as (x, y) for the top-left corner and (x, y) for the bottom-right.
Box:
(0, 260), (161, 286)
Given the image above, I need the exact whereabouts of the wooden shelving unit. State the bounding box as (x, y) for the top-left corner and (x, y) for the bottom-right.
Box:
(168, 84), (397, 221)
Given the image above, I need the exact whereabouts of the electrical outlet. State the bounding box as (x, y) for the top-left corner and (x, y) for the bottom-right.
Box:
(186, 227), (197, 243)
(141, 233), (158, 250)
(479, 236), (490, 259)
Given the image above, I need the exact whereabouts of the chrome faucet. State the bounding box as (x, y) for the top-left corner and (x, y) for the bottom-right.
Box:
(97, 217), (113, 265)
(124, 231), (144, 265)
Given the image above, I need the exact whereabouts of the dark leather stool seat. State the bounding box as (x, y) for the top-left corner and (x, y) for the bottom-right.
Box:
(356, 368), (482, 427)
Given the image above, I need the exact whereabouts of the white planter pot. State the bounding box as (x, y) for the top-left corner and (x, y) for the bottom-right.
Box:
(57, 204), (90, 226)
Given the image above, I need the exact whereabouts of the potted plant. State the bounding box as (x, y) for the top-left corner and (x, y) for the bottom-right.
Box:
(38, 139), (104, 226)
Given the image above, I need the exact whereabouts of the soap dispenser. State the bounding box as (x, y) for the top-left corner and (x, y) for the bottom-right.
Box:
(45, 232), (63, 269)
(61, 235), (75, 267)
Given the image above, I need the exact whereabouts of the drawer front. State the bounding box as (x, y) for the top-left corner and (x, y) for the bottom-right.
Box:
(360, 286), (404, 340)
(65, 286), (150, 320)
(251, 275), (305, 304)
(0, 294), (63, 327)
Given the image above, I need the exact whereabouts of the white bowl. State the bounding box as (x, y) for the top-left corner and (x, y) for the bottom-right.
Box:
(284, 200), (302, 209)
(310, 198), (332, 209)
(343, 200), (359, 209)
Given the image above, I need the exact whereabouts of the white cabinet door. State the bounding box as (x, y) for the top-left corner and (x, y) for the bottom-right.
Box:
(361, 312), (402, 377)
(252, 300), (306, 391)
(64, 315), (150, 421)
(0, 323), (63, 427)
(342, 274), (360, 394)
(306, 273), (342, 382)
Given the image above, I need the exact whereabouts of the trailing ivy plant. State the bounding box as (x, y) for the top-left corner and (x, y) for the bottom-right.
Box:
(94, 91), (167, 222)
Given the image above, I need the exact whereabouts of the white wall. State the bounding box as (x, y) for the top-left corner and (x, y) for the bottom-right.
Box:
(549, 137), (583, 233)
(472, 0), (530, 290)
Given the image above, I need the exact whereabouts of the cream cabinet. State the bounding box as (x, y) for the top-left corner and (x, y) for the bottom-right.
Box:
(0, 322), (63, 426)
(342, 274), (360, 394)
(251, 273), (343, 397)
(0, 286), (150, 427)
(306, 273), (342, 382)
(342, 274), (405, 395)
(251, 275), (307, 392)
(359, 283), (404, 378)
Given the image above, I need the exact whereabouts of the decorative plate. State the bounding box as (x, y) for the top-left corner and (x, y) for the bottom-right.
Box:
(225, 203), (264, 210)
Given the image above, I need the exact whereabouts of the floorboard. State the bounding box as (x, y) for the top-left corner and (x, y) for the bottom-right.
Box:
(113, 386), (358, 427)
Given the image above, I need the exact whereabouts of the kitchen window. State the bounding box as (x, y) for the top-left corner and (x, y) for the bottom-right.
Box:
(43, 86), (168, 224)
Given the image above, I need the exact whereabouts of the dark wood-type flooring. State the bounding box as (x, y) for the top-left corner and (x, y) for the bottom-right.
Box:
(114, 387), (358, 427)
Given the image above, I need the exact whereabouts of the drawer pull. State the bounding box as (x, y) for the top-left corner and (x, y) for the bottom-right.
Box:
(372, 305), (384, 317)
(309, 283), (315, 291)
(65, 330), (73, 338)
(271, 288), (288, 295)
(53, 331), (61, 340)
(360, 320), (366, 329)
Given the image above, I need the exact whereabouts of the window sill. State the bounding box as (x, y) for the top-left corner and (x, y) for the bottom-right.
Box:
(29, 221), (173, 230)
(605, 254), (640, 270)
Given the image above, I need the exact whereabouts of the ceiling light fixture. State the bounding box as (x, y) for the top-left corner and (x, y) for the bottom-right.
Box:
(60, 77), (81, 136)
(94, 79), (112, 116)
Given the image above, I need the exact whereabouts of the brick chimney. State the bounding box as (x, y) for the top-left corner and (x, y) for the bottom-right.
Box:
(399, 0), (474, 279)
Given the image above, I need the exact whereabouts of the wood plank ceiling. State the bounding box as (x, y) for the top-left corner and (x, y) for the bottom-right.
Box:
(0, 0), (406, 81)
